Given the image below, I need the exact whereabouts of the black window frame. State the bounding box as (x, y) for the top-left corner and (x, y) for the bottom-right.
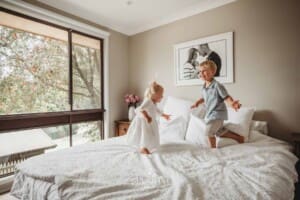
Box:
(0, 7), (105, 141)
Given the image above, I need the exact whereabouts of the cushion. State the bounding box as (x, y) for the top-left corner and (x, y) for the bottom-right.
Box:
(185, 114), (238, 148)
(159, 116), (187, 141)
(162, 96), (193, 120)
(186, 107), (255, 147)
(186, 113), (239, 148)
(191, 105), (206, 119)
(185, 113), (210, 147)
(160, 96), (194, 132)
(224, 107), (255, 142)
(250, 120), (268, 135)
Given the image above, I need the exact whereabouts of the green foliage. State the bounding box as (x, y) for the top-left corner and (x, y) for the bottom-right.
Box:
(0, 25), (101, 142)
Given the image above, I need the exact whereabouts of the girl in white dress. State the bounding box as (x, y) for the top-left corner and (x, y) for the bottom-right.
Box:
(127, 82), (170, 154)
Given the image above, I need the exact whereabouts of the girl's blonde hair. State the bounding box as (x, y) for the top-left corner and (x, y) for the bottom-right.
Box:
(200, 60), (217, 73)
(144, 81), (163, 99)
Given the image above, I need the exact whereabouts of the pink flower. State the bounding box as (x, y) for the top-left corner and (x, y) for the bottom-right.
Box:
(129, 96), (135, 103)
(124, 93), (141, 107)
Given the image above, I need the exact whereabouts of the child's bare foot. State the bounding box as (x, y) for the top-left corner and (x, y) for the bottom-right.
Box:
(209, 137), (216, 148)
(140, 147), (151, 154)
(221, 131), (244, 144)
(237, 136), (244, 143)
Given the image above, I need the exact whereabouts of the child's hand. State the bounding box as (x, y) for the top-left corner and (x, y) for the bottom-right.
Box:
(190, 99), (204, 109)
(190, 103), (198, 109)
(141, 110), (152, 123)
(146, 116), (152, 123)
(162, 114), (171, 121)
(231, 100), (241, 111)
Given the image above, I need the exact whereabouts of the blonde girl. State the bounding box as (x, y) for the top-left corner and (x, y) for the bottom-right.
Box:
(127, 82), (170, 154)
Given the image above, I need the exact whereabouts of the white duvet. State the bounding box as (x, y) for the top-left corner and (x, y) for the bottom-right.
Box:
(11, 131), (298, 200)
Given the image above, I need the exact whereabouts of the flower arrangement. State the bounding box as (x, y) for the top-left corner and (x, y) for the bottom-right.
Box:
(124, 94), (141, 108)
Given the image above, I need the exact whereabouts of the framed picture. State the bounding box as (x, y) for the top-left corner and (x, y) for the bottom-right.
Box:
(174, 32), (233, 86)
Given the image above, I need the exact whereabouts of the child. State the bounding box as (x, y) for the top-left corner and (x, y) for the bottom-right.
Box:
(127, 82), (170, 154)
(191, 60), (243, 148)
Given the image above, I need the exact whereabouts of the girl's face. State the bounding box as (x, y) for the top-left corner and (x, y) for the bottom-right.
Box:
(199, 65), (215, 81)
(152, 88), (164, 103)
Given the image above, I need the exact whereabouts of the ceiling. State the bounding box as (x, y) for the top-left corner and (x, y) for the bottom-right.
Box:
(37, 0), (236, 36)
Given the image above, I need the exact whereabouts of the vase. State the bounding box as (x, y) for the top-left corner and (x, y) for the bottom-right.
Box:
(128, 106), (136, 121)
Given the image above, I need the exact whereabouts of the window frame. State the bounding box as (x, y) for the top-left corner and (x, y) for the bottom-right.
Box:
(0, 7), (105, 140)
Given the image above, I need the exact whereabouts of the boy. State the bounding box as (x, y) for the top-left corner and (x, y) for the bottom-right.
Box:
(191, 60), (244, 148)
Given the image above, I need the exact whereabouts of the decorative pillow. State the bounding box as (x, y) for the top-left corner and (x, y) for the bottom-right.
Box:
(250, 120), (268, 135)
(160, 96), (194, 133)
(185, 113), (210, 147)
(162, 96), (193, 121)
(224, 107), (255, 142)
(185, 113), (243, 148)
(191, 105), (206, 119)
(159, 116), (187, 141)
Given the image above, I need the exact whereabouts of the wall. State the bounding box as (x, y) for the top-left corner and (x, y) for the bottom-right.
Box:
(23, 0), (129, 137)
(129, 0), (300, 141)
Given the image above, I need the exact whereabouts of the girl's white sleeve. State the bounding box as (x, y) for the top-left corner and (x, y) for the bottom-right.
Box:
(135, 99), (151, 113)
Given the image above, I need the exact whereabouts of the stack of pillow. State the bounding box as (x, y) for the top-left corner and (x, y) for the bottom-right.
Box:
(159, 96), (267, 148)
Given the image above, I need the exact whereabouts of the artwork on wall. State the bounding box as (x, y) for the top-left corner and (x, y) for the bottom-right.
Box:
(174, 32), (233, 86)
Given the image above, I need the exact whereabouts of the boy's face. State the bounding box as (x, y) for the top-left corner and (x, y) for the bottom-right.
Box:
(199, 65), (215, 81)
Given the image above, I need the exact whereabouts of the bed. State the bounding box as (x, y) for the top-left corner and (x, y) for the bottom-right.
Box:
(10, 97), (298, 200)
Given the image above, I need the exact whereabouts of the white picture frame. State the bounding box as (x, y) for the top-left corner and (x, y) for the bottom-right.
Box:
(174, 32), (233, 86)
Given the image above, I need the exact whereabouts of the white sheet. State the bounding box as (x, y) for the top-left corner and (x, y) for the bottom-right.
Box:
(11, 131), (298, 200)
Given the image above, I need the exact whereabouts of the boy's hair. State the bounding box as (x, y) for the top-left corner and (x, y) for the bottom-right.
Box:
(144, 81), (163, 99)
(200, 60), (217, 73)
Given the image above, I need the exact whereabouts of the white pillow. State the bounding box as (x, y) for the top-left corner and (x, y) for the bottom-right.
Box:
(186, 114), (239, 148)
(224, 107), (255, 142)
(190, 105), (206, 119)
(185, 114), (210, 147)
(159, 116), (187, 141)
(250, 120), (268, 135)
(162, 96), (193, 122)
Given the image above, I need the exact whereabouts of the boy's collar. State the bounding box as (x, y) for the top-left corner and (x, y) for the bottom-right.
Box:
(203, 78), (216, 89)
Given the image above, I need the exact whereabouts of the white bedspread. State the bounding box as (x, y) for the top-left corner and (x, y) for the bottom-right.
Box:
(11, 132), (298, 200)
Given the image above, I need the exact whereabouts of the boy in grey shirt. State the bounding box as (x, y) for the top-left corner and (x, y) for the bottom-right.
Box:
(191, 60), (244, 148)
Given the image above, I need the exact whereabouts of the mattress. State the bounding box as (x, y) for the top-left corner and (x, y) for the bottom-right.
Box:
(11, 131), (298, 200)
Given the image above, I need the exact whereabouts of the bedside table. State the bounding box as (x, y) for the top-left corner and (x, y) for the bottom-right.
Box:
(115, 119), (131, 136)
(292, 132), (300, 158)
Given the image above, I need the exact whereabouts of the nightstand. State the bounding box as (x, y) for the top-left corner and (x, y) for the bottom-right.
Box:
(292, 132), (300, 158)
(115, 119), (131, 136)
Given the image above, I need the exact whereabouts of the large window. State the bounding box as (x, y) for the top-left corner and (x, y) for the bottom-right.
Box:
(0, 12), (70, 115)
(0, 8), (104, 158)
(72, 33), (102, 110)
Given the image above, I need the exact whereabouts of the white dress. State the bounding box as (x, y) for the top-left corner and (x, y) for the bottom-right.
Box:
(127, 98), (162, 151)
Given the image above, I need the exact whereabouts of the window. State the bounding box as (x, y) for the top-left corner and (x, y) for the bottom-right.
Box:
(72, 33), (102, 110)
(0, 11), (69, 115)
(0, 8), (104, 152)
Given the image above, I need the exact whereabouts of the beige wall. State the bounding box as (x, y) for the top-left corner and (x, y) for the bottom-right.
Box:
(23, 0), (129, 137)
(129, 0), (300, 141)
(107, 31), (129, 136)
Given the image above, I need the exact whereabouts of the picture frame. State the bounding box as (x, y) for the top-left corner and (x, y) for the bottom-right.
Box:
(174, 32), (233, 86)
